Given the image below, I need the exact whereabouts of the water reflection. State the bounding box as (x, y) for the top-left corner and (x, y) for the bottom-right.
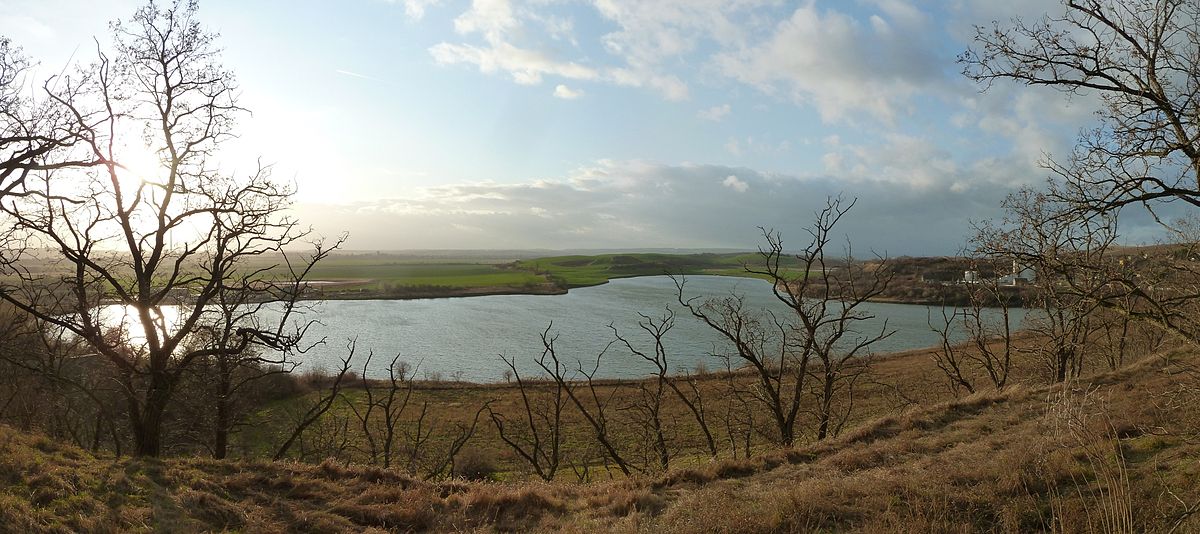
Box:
(92, 304), (183, 349)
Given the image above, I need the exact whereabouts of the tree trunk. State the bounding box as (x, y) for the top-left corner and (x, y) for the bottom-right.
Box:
(1056, 349), (1069, 383)
(131, 372), (173, 457)
(214, 396), (230, 459)
(817, 374), (834, 441)
(133, 407), (164, 456)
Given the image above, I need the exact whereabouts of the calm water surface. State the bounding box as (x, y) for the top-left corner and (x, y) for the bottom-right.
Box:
(277, 276), (1026, 382)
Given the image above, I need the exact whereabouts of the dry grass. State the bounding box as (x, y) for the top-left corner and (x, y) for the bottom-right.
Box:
(2, 341), (1199, 532)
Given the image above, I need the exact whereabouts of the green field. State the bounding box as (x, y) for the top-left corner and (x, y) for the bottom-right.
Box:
(3, 250), (807, 299)
(515, 252), (788, 287)
(274, 251), (807, 296)
(302, 262), (544, 291)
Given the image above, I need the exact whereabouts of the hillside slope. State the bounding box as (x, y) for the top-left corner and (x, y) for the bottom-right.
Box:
(2, 349), (1198, 533)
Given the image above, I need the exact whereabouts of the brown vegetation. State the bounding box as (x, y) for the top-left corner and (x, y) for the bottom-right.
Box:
(2, 336), (1198, 533)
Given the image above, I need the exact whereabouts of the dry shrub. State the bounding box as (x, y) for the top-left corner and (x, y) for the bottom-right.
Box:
(824, 446), (890, 473)
(329, 488), (438, 531)
(437, 480), (472, 498)
(228, 470), (329, 501)
(1022, 389), (1137, 533)
(857, 490), (978, 534)
(115, 502), (154, 530)
(657, 467), (712, 488)
(711, 458), (756, 479)
(779, 477), (887, 529)
(584, 484), (666, 517)
(177, 488), (245, 529)
(25, 469), (80, 507)
(0, 493), (38, 533)
(458, 485), (566, 527)
(354, 484), (413, 505)
(782, 449), (816, 464)
(284, 509), (360, 534)
(316, 458), (354, 478)
(453, 447), (498, 481)
(652, 483), (800, 534)
(836, 415), (902, 446)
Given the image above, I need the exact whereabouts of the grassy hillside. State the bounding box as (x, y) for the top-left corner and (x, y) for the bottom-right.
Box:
(3, 346), (1199, 532)
(514, 252), (801, 287)
(230, 343), (960, 477)
(1, 249), (989, 303)
(243, 251), (800, 299)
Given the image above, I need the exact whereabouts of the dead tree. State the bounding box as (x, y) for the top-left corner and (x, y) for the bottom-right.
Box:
(345, 351), (415, 468)
(716, 354), (756, 459)
(488, 353), (565, 481)
(609, 308), (718, 465)
(929, 281), (1015, 394)
(676, 288), (801, 445)
(535, 324), (637, 476)
(679, 196), (893, 444)
(975, 189), (1113, 383)
(274, 345), (354, 461)
(0, 38), (98, 198)
(0, 308), (127, 452)
(423, 404), (487, 480)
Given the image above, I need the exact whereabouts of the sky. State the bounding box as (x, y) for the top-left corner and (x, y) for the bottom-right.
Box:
(0, 0), (1134, 255)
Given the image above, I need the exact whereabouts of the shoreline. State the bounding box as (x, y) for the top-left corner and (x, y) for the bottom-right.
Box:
(295, 274), (1021, 309)
(92, 273), (1024, 310)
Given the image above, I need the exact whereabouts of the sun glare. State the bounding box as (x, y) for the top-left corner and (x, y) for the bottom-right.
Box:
(114, 143), (160, 194)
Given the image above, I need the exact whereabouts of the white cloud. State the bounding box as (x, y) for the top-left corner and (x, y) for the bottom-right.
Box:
(453, 0), (518, 42)
(608, 68), (689, 100)
(430, 41), (598, 85)
(724, 138), (742, 156)
(397, 0), (443, 20)
(698, 104), (731, 121)
(296, 160), (1027, 254)
(425, 0), (955, 112)
(426, 0), (728, 100)
(0, 15), (56, 41)
(714, 2), (942, 123)
(429, 0), (601, 86)
(553, 84), (584, 99)
(722, 174), (748, 192)
(591, 0), (774, 67)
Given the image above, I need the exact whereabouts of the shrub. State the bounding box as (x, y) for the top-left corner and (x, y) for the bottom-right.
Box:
(453, 448), (498, 481)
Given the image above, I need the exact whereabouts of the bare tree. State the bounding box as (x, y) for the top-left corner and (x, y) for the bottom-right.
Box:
(678, 196), (893, 444)
(182, 244), (338, 459)
(676, 287), (801, 445)
(609, 308), (718, 465)
(929, 280), (1016, 394)
(0, 1), (340, 456)
(714, 353), (756, 459)
(534, 325), (637, 476)
(0, 38), (98, 199)
(0, 311), (124, 452)
(422, 404), (486, 480)
(975, 189), (1115, 382)
(345, 351), (415, 468)
(274, 346), (354, 461)
(963, 0), (1200, 342)
(488, 353), (565, 481)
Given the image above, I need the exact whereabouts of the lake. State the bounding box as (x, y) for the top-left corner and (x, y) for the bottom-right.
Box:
(265, 275), (1026, 382)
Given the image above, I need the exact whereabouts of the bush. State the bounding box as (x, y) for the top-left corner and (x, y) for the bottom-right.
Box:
(453, 448), (498, 481)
